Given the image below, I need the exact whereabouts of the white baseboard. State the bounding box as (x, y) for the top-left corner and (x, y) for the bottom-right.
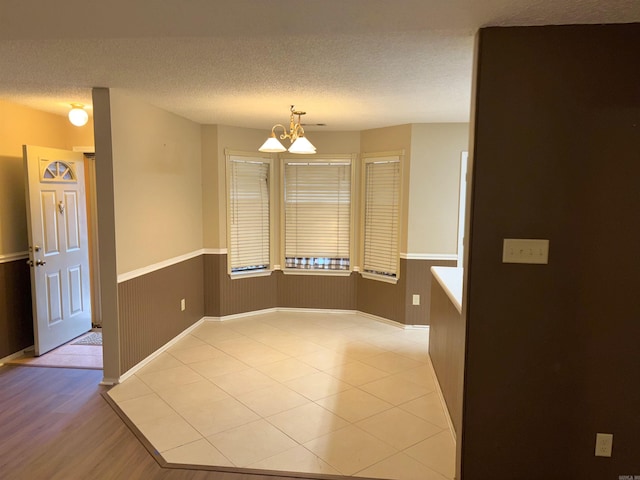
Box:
(100, 377), (120, 386)
(207, 307), (358, 322)
(357, 310), (427, 331)
(405, 324), (429, 331)
(427, 355), (457, 443)
(276, 307), (356, 316)
(209, 308), (417, 331)
(0, 346), (34, 365)
(204, 307), (279, 322)
(115, 317), (207, 384)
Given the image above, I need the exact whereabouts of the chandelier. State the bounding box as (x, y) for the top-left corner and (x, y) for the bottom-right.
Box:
(258, 105), (316, 155)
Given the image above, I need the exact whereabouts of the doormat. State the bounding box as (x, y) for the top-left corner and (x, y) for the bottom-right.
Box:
(71, 332), (103, 346)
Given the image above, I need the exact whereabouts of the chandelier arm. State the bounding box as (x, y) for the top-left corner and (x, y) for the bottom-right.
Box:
(271, 124), (291, 141)
(293, 123), (305, 138)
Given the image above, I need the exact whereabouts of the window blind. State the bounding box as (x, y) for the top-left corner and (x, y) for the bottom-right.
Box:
(228, 157), (270, 272)
(284, 159), (351, 270)
(363, 158), (400, 277)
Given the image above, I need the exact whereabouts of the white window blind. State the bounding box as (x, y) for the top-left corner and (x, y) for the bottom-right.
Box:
(363, 157), (401, 278)
(284, 159), (351, 270)
(228, 156), (270, 272)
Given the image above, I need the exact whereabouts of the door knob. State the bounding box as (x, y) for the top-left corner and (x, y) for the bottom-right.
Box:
(36, 259), (47, 266)
(26, 259), (34, 267)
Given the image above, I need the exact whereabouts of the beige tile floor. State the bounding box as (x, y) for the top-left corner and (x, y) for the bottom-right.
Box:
(108, 311), (455, 480)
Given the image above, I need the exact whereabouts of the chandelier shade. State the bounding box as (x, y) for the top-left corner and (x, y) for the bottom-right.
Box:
(258, 133), (287, 153)
(288, 136), (316, 154)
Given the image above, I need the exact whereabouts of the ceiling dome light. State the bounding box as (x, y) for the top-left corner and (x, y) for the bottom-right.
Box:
(68, 104), (89, 127)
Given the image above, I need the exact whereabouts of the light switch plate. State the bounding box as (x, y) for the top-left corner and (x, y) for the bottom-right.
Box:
(502, 239), (549, 264)
(412, 294), (420, 306)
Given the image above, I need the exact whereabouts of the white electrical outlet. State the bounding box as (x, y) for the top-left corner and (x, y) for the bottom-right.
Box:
(595, 433), (613, 457)
(502, 238), (549, 264)
(180, 298), (186, 311)
(412, 294), (420, 306)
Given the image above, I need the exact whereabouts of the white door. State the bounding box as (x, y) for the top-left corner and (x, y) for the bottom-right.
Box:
(23, 145), (92, 355)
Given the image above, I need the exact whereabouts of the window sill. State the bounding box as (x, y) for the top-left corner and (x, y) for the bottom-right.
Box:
(359, 271), (399, 284)
(282, 269), (352, 277)
(229, 270), (273, 280)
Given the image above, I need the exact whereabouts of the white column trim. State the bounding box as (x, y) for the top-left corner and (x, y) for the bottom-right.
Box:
(203, 248), (227, 255)
(400, 253), (458, 261)
(117, 249), (206, 283)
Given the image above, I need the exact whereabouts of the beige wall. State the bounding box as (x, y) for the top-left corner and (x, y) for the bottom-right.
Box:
(360, 124), (412, 254)
(0, 99), (94, 256)
(302, 130), (360, 154)
(109, 91), (203, 274)
(201, 125), (219, 249)
(409, 123), (469, 255)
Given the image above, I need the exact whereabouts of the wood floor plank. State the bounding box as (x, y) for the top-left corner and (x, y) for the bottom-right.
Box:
(0, 365), (317, 480)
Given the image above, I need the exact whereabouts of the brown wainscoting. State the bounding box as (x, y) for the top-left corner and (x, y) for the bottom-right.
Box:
(205, 254), (357, 317)
(357, 258), (456, 325)
(0, 259), (33, 359)
(203, 254), (221, 317)
(219, 259), (277, 318)
(118, 255), (204, 372)
(203, 254), (453, 324)
(275, 270), (357, 310)
(428, 277), (463, 436)
(204, 254), (277, 317)
(356, 267), (406, 324)
(404, 258), (457, 326)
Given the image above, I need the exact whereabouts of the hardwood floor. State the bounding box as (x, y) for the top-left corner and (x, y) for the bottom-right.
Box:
(0, 365), (315, 480)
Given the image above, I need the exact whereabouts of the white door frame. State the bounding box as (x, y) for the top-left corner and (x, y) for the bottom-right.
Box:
(73, 147), (101, 328)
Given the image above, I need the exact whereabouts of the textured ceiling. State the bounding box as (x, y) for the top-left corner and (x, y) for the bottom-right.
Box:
(0, 0), (638, 130)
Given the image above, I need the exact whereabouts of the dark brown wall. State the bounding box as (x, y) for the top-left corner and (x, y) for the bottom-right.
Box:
(357, 264), (407, 323)
(429, 278), (464, 436)
(205, 255), (448, 324)
(357, 258), (456, 325)
(204, 255), (356, 317)
(276, 271), (357, 310)
(0, 259), (33, 358)
(203, 253), (221, 316)
(463, 24), (640, 479)
(204, 254), (277, 317)
(118, 256), (204, 372)
(404, 259), (457, 325)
